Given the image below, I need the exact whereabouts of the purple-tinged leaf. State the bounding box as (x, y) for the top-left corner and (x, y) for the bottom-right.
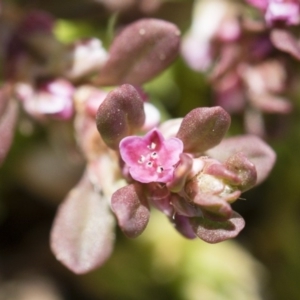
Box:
(96, 84), (145, 150)
(270, 29), (300, 60)
(0, 90), (18, 166)
(171, 194), (202, 217)
(111, 183), (150, 238)
(149, 195), (173, 218)
(172, 214), (196, 239)
(94, 18), (181, 86)
(50, 175), (115, 274)
(190, 211), (245, 243)
(206, 135), (276, 185)
(176, 107), (231, 156)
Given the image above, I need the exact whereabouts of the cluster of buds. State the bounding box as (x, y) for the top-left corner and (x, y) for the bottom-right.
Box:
(96, 84), (275, 243)
(181, 0), (300, 136)
(49, 83), (275, 274)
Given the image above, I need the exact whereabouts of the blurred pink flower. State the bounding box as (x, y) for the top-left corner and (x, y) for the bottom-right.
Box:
(247, 0), (300, 26)
(16, 78), (75, 120)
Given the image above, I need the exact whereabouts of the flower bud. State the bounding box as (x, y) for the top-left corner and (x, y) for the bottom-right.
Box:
(184, 157), (242, 219)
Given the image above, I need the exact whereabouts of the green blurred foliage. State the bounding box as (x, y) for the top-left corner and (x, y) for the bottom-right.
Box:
(80, 212), (265, 300)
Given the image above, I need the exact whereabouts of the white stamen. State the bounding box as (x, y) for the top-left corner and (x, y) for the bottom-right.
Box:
(157, 166), (164, 173)
(148, 142), (156, 150)
(146, 161), (153, 168)
(138, 155), (145, 163)
(151, 152), (158, 159)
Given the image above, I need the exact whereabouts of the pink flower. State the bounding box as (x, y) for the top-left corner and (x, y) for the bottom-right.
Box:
(265, 1), (300, 26)
(119, 128), (183, 183)
(16, 78), (75, 120)
(247, 0), (300, 26)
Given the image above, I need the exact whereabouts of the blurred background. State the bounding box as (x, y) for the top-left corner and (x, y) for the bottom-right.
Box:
(1, 0), (300, 299)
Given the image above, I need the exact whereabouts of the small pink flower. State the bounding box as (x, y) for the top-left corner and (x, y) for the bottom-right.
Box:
(119, 128), (183, 183)
(17, 79), (75, 120)
(266, 1), (300, 26)
(247, 0), (300, 26)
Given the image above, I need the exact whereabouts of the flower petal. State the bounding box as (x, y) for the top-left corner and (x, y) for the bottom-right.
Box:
(119, 135), (148, 166)
(160, 137), (184, 166)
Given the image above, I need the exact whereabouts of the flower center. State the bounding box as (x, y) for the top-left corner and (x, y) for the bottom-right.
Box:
(137, 143), (164, 175)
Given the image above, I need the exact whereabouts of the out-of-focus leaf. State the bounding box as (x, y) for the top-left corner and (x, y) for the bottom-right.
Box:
(190, 211), (245, 243)
(250, 94), (292, 114)
(50, 174), (115, 274)
(95, 18), (181, 85)
(176, 107), (231, 155)
(0, 89), (18, 166)
(111, 183), (150, 238)
(270, 29), (300, 60)
(96, 84), (145, 150)
(206, 135), (276, 185)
